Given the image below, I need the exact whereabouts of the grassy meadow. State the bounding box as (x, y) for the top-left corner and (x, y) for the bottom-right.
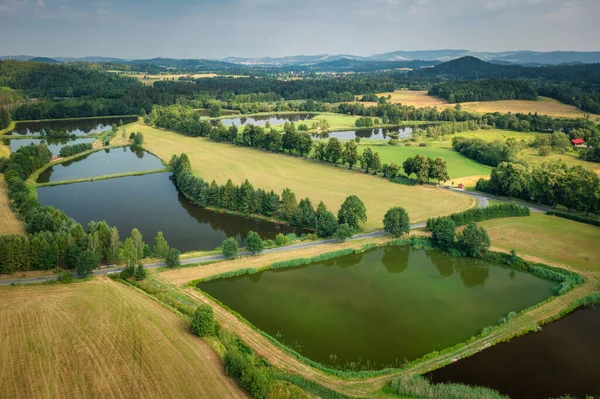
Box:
(0, 278), (245, 399)
(0, 175), (25, 235)
(360, 143), (491, 179)
(136, 123), (475, 229)
(480, 212), (600, 272)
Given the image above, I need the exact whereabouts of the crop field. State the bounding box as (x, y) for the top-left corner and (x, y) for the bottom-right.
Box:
(0, 278), (246, 399)
(355, 90), (448, 107)
(110, 72), (247, 86)
(0, 175), (25, 235)
(360, 143), (491, 179)
(480, 213), (600, 272)
(136, 123), (475, 229)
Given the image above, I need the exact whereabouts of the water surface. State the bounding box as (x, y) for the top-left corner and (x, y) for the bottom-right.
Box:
(6, 137), (95, 156)
(37, 173), (305, 252)
(198, 246), (555, 369)
(36, 146), (164, 183)
(427, 306), (600, 399)
(213, 113), (314, 127)
(315, 126), (423, 140)
(9, 116), (137, 136)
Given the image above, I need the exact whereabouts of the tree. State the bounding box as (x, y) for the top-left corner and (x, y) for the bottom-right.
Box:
(76, 250), (98, 277)
(134, 132), (144, 146)
(431, 218), (456, 251)
(222, 237), (239, 259)
(429, 157), (449, 184)
(120, 263), (135, 279)
(342, 140), (359, 169)
(130, 228), (144, 260)
(338, 195), (367, 229)
(279, 188), (298, 221)
(153, 231), (169, 257)
(371, 152), (381, 174)
(360, 148), (374, 172)
(111, 123), (118, 134)
(315, 202), (338, 237)
(129, 132), (136, 141)
(457, 223), (490, 257)
(0, 108), (11, 130)
(120, 237), (137, 266)
(190, 305), (216, 337)
(134, 264), (147, 281)
(294, 198), (316, 228)
(107, 227), (121, 264)
(165, 248), (181, 267)
(383, 207), (410, 237)
(334, 223), (353, 241)
(245, 231), (264, 255)
(326, 138), (343, 164)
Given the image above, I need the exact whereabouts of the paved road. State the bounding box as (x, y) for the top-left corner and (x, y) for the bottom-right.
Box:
(2, 186), (540, 287)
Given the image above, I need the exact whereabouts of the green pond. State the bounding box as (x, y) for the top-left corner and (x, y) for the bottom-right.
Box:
(198, 246), (555, 369)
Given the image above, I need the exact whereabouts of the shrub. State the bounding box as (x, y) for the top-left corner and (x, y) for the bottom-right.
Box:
(57, 272), (73, 283)
(427, 204), (530, 230)
(245, 231), (264, 255)
(120, 264), (135, 279)
(456, 223), (490, 257)
(546, 210), (600, 227)
(134, 264), (147, 281)
(222, 237), (239, 259)
(431, 218), (456, 251)
(275, 233), (289, 246)
(224, 350), (250, 380)
(388, 138), (399, 146)
(334, 223), (354, 241)
(164, 248), (180, 267)
(190, 304), (216, 337)
(383, 207), (410, 237)
(240, 367), (270, 399)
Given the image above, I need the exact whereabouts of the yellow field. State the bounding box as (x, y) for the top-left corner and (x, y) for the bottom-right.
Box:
(0, 278), (246, 399)
(0, 175), (25, 235)
(136, 123), (475, 229)
(356, 90), (448, 108)
(112, 72), (247, 86)
(519, 148), (600, 175)
(481, 213), (600, 272)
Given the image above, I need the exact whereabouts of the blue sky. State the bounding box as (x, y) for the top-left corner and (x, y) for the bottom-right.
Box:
(0, 0), (598, 59)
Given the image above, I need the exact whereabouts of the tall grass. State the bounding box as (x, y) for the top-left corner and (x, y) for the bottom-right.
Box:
(386, 374), (508, 399)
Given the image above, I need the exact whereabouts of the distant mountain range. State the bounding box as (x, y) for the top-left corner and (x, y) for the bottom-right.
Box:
(3, 50), (600, 69)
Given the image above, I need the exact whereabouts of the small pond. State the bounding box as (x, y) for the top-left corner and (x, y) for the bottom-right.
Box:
(198, 246), (555, 369)
(426, 306), (600, 399)
(8, 116), (138, 136)
(314, 126), (424, 141)
(37, 173), (306, 252)
(36, 146), (164, 183)
(212, 113), (315, 127)
(5, 137), (96, 156)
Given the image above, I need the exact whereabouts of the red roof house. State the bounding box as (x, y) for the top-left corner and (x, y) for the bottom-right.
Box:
(571, 138), (585, 145)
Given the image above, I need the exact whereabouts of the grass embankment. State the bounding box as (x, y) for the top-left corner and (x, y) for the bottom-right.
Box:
(135, 123), (475, 230)
(0, 121), (16, 136)
(0, 278), (245, 399)
(481, 213), (600, 272)
(35, 168), (169, 188)
(0, 174), (25, 235)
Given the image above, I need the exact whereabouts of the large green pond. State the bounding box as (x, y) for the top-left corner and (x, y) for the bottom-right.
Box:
(198, 246), (555, 369)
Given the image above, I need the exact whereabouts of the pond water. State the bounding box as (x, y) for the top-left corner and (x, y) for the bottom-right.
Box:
(198, 246), (555, 369)
(426, 306), (600, 399)
(212, 113), (315, 127)
(36, 146), (164, 183)
(314, 126), (424, 141)
(8, 116), (138, 136)
(37, 173), (306, 252)
(5, 137), (96, 156)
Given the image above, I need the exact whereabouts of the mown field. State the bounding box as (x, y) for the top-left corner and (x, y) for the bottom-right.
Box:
(481, 213), (600, 272)
(136, 123), (475, 229)
(0, 278), (246, 399)
(360, 143), (491, 179)
(110, 72), (246, 86)
(0, 174), (25, 235)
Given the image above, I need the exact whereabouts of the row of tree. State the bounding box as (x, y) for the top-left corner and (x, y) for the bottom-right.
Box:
(58, 142), (93, 157)
(402, 155), (450, 184)
(451, 136), (516, 167)
(476, 161), (600, 214)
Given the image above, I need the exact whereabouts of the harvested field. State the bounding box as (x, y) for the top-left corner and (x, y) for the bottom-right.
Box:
(0, 174), (25, 235)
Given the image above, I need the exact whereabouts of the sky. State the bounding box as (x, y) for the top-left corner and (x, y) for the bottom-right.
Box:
(0, 0), (598, 59)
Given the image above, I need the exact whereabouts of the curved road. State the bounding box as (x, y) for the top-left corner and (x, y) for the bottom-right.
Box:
(0, 189), (541, 286)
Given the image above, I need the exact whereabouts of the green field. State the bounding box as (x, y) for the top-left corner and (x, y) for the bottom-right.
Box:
(136, 123), (475, 230)
(480, 213), (600, 272)
(360, 143), (491, 179)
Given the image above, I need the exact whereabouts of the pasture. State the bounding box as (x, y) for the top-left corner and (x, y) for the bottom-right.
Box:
(0, 278), (246, 399)
(0, 175), (25, 235)
(480, 213), (600, 272)
(360, 143), (491, 179)
(136, 123), (475, 230)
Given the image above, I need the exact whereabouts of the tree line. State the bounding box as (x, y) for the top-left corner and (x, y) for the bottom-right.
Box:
(58, 142), (93, 157)
(476, 160), (600, 214)
(0, 142), (177, 274)
(428, 79), (538, 103)
(451, 136), (516, 167)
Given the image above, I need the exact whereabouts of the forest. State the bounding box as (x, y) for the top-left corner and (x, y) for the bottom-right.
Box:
(428, 79), (538, 103)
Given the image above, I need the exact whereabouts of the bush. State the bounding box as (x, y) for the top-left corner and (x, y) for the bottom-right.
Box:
(241, 367), (270, 399)
(245, 231), (264, 255)
(388, 138), (399, 146)
(134, 264), (147, 281)
(120, 263), (135, 279)
(224, 350), (250, 380)
(57, 272), (73, 283)
(334, 223), (353, 241)
(431, 218), (456, 251)
(457, 223), (490, 257)
(190, 304), (216, 337)
(427, 204), (530, 230)
(222, 237), (239, 259)
(546, 210), (600, 227)
(275, 233), (289, 246)
(383, 207), (410, 237)
(164, 248), (180, 267)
